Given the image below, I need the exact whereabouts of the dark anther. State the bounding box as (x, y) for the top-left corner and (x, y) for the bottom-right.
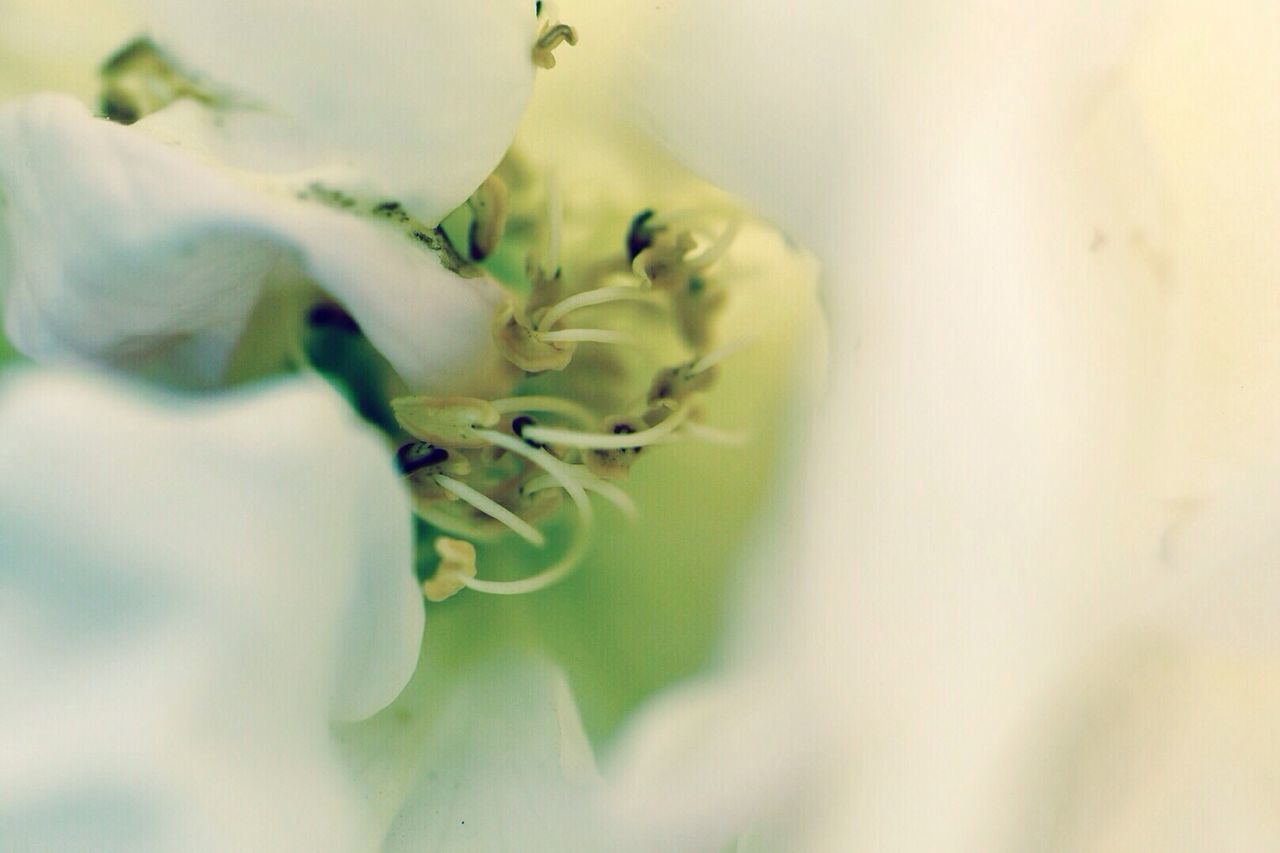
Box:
(412, 230), (434, 245)
(512, 415), (535, 436)
(611, 423), (636, 435)
(374, 200), (402, 214)
(306, 302), (360, 333)
(535, 0), (543, 15)
(688, 276), (705, 296)
(397, 441), (449, 475)
(100, 95), (139, 125)
(511, 415), (548, 449)
(626, 209), (660, 262)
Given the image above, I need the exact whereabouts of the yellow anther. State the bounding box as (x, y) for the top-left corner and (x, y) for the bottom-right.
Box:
(392, 396), (501, 448)
(492, 301), (576, 372)
(533, 23), (578, 70)
(422, 537), (477, 602)
(467, 174), (509, 261)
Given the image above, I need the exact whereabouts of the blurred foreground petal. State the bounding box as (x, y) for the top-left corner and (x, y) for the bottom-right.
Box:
(0, 369), (421, 850)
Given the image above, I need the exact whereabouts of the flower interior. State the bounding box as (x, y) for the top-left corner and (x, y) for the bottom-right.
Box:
(92, 5), (820, 608)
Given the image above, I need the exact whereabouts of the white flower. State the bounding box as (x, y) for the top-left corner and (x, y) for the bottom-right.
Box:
(0, 1), (841, 851)
(791, 1), (1280, 849)
(15, 0), (1280, 849)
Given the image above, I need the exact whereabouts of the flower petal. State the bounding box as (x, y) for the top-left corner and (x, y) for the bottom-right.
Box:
(381, 657), (609, 853)
(549, 0), (850, 250)
(138, 0), (538, 224)
(0, 368), (421, 848)
(0, 94), (506, 392)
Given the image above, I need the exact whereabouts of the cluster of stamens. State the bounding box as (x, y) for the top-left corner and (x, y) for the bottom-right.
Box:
(392, 172), (747, 601)
(91, 19), (750, 600)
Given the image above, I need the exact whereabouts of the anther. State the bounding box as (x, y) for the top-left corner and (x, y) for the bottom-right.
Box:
(422, 537), (477, 602)
(99, 36), (216, 125)
(392, 396), (501, 448)
(519, 404), (692, 450)
(492, 301), (576, 372)
(626, 209), (664, 262)
(396, 441), (450, 475)
(532, 23), (578, 70)
(583, 416), (647, 479)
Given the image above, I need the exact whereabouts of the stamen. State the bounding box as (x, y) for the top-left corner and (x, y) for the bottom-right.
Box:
(532, 23), (579, 70)
(536, 285), (655, 332)
(686, 218), (742, 270)
(490, 395), (597, 426)
(422, 537), (477, 602)
(475, 429), (592, 524)
(417, 486), (561, 542)
(392, 396), (500, 448)
(536, 328), (634, 345)
(524, 469), (639, 519)
(99, 36), (217, 125)
(457, 523), (589, 595)
(432, 474), (546, 546)
(626, 209), (664, 263)
(492, 302), (576, 372)
(396, 441), (450, 475)
(521, 404), (692, 450)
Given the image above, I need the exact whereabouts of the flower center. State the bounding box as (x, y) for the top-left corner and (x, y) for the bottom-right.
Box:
(93, 21), (803, 603)
(388, 161), (751, 600)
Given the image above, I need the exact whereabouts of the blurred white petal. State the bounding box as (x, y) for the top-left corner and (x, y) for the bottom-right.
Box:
(382, 658), (609, 853)
(0, 95), (504, 391)
(0, 369), (421, 850)
(547, 0), (850, 251)
(772, 1), (1280, 849)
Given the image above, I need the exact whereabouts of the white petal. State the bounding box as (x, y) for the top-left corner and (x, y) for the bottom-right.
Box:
(550, 0), (849, 250)
(604, 668), (816, 853)
(381, 658), (609, 853)
(0, 368), (421, 849)
(0, 95), (506, 392)
(139, 0), (538, 224)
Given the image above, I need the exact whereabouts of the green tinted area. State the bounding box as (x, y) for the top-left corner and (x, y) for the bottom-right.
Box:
(0, 327), (24, 369)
